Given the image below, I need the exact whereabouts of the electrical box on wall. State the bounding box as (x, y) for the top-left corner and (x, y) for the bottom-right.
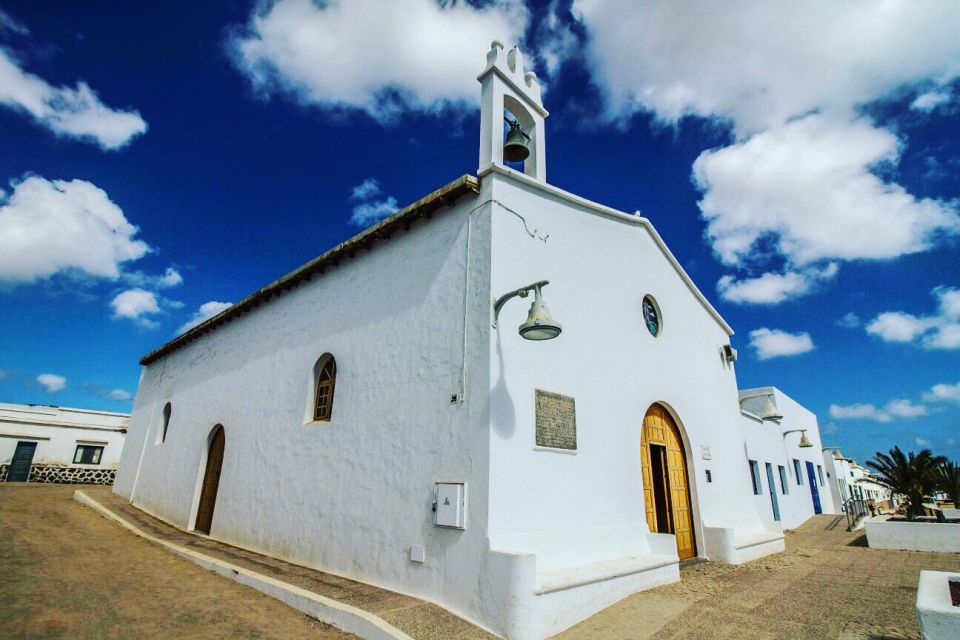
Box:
(434, 482), (466, 529)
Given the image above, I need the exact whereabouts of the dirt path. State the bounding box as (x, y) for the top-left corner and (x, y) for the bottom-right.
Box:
(0, 484), (358, 640)
(555, 514), (960, 640)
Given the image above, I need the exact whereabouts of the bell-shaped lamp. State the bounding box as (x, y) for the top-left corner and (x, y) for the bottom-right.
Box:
(519, 286), (561, 340)
(757, 395), (783, 422)
(798, 431), (814, 448)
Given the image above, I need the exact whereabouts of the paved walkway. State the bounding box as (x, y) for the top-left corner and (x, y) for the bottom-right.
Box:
(81, 486), (495, 640)
(556, 514), (960, 639)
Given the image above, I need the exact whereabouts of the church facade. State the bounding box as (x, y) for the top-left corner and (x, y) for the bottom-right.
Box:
(115, 43), (830, 640)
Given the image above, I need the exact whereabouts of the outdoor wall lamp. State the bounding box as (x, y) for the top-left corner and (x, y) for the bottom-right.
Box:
(783, 429), (813, 448)
(492, 280), (562, 341)
(757, 394), (783, 422)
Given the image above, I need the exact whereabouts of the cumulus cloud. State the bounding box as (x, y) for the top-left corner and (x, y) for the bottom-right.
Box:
(110, 288), (161, 328)
(694, 115), (960, 268)
(563, 2), (960, 302)
(158, 267), (183, 288)
(911, 89), (952, 112)
(717, 264), (837, 305)
(924, 381), (960, 404)
(36, 373), (66, 393)
(830, 398), (928, 423)
(229, 0), (528, 122)
(747, 328), (814, 360)
(178, 301), (233, 334)
(0, 175), (151, 284)
(572, 1), (960, 135)
(108, 389), (133, 402)
(866, 286), (960, 349)
(0, 48), (147, 149)
(349, 178), (398, 226)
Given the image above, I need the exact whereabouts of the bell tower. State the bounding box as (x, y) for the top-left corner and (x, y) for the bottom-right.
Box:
(478, 41), (548, 182)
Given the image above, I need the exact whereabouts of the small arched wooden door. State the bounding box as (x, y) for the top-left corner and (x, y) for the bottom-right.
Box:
(195, 425), (225, 535)
(641, 404), (696, 560)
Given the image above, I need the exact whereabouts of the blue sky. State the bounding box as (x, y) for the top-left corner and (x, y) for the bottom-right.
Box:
(0, 1), (958, 465)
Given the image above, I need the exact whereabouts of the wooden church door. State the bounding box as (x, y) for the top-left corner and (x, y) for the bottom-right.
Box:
(195, 426), (225, 535)
(641, 404), (697, 560)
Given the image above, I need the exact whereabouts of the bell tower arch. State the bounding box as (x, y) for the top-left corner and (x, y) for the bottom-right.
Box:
(478, 41), (548, 182)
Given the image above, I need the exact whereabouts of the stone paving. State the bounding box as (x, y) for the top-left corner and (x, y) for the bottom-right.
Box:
(555, 514), (960, 639)
(18, 484), (960, 640)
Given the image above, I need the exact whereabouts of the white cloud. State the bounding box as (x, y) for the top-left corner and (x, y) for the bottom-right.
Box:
(911, 89), (952, 112)
(717, 264), (837, 305)
(747, 328), (814, 360)
(694, 115), (960, 268)
(349, 177), (398, 226)
(830, 403), (891, 423)
(836, 312), (862, 329)
(571, 1), (960, 135)
(229, 0), (528, 122)
(158, 267), (183, 288)
(830, 398), (928, 423)
(916, 437), (930, 447)
(0, 175), (151, 283)
(564, 2), (960, 302)
(108, 389), (133, 402)
(924, 381), (960, 404)
(178, 301), (233, 334)
(0, 48), (147, 149)
(885, 399), (928, 419)
(36, 373), (66, 393)
(110, 288), (161, 328)
(866, 286), (960, 350)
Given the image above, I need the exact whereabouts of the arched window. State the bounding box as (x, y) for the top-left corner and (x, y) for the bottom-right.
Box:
(159, 402), (172, 443)
(312, 354), (337, 422)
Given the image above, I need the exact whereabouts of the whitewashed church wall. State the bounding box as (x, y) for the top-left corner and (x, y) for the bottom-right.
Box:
(484, 170), (759, 553)
(115, 199), (497, 624)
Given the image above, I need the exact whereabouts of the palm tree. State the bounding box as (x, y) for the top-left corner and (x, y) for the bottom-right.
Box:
(938, 460), (960, 505)
(866, 447), (945, 520)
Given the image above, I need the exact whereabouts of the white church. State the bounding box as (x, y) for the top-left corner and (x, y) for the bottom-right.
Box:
(115, 43), (832, 640)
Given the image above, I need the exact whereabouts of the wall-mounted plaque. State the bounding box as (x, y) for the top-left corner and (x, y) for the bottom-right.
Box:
(535, 390), (576, 450)
(701, 445), (712, 460)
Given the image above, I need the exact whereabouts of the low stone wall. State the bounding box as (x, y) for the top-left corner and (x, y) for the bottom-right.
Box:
(864, 518), (960, 552)
(0, 463), (116, 485)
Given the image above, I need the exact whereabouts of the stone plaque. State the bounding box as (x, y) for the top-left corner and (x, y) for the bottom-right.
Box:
(535, 390), (576, 450)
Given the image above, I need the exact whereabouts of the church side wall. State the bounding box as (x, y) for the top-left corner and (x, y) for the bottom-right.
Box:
(485, 172), (761, 552)
(114, 199), (495, 624)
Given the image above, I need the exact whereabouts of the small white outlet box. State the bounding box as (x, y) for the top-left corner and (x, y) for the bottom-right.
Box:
(434, 482), (466, 529)
(410, 544), (426, 563)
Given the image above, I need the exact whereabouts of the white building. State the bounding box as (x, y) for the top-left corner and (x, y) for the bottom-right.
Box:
(115, 44), (830, 640)
(822, 448), (894, 512)
(1, 402), (128, 484)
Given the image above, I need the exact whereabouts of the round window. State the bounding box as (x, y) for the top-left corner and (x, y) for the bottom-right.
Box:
(642, 295), (661, 337)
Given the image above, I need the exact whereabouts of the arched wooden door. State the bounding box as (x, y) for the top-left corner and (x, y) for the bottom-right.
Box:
(195, 425), (224, 535)
(641, 404), (696, 560)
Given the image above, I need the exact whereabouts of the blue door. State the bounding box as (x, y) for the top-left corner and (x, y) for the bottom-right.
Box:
(765, 462), (781, 521)
(805, 461), (822, 514)
(7, 441), (37, 482)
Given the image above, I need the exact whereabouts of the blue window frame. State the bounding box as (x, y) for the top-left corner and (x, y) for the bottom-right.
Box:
(749, 460), (762, 495)
(817, 464), (825, 487)
(794, 458), (804, 485)
(778, 465), (789, 495)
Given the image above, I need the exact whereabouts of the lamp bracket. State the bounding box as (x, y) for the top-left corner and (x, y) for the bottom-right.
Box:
(492, 280), (549, 328)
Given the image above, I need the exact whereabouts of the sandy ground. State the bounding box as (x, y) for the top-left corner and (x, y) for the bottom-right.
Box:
(0, 484), (357, 640)
(556, 514), (960, 640)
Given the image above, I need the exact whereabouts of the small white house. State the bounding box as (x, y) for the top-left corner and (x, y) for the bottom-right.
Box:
(1, 402), (129, 484)
(115, 44), (830, 640)
(822, 447), (894, 513)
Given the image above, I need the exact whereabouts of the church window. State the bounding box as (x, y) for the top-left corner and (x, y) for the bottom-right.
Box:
(158, 402), (171, 444)
(642, 295), (661, 337)
(313, 354), (337, 422)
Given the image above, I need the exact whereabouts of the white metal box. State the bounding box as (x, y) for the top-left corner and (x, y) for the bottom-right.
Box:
(434, 482), (466, 529)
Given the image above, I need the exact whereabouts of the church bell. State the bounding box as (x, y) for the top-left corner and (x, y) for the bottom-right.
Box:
(503, 120), (530, 163)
